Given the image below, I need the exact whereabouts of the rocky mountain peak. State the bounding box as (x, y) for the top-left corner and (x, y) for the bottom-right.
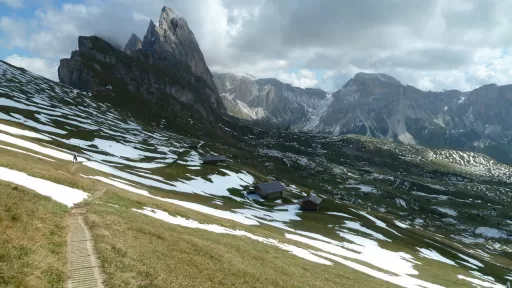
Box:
(59, 5), (227, 119)
(159, 6), (179, 31)
(78, 36), (95, 52)
(123, 33), (142, 55)
(141, 6), (215, 89)
(343, 72), (402, 89)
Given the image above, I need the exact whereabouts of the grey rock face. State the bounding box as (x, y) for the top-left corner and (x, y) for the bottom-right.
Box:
(139, 6), (223, 112)
(58, 51), (97, 92)
(123, 33), (142, 55)
(142, 7), (214, 85)
(214, 72), (328, 126)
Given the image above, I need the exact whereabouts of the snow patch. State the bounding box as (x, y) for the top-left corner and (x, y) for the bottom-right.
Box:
(435, 206), (458, 216)
(417, 248), (457, 266)
(343, 221), (390, 241)
(395, 221), (410, 228)
(474, 227), (509, 239)
(457, 275), (504, 288)
(326, 212), (354, 218)
(0, 144), (55, 161)
(345, 184), (376, 193)
(0, 167), (88, 207)
(0, 123), (50, 140)
(82, 175), (259, 225)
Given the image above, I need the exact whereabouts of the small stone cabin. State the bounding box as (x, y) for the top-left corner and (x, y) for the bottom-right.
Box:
(201, 155), (227, 165)
(299, 194), (323, 211)
(254, 182), (286, 199)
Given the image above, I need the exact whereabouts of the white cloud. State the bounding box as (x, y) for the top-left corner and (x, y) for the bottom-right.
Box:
(4, 54), (59, 81)
(0, 0), (23, 9)
(276, 69), (318, 89)
(323, 70), (336, 80)
(1, 0), (512, 92)
(211, 58), (289, 80)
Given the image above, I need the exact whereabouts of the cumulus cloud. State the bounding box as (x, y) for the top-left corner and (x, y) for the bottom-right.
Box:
(0, 0), (23, 9)
(4, 54), (59, 81)
(1, 0), (512, 91)
(276, 69), (318, 89)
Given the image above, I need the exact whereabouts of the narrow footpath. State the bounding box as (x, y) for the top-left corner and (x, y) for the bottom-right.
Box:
(67, 207), (104, 288)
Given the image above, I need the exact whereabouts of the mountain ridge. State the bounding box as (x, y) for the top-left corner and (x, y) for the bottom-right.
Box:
(215, 71), (512, 164)
(213, 72), (329, 125)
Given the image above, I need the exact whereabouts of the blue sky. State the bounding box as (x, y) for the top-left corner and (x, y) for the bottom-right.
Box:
(0, 0), (81, 59)
(0, 3), (32, 59)
(1, 0), (512, 92)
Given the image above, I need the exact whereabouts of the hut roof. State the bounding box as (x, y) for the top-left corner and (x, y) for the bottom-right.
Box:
(300, 194), (323, 205)
(202, 155), (228, 162)
(256, 182), (286, 195)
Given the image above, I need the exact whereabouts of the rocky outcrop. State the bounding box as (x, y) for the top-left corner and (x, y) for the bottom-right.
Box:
(58, 51), (97, 92)
(59, 6), (226, 119)
(123, 34), (142, 55)
(213, 72), (328, 126)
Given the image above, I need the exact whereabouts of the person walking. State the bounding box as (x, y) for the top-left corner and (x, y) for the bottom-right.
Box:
(72, 153), (78, 163)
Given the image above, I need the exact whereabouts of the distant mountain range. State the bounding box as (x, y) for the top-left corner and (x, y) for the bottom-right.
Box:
(214, 72), (512, 164)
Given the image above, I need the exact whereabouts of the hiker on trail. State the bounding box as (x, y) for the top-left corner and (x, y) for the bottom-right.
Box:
(72, 153), (78, 163)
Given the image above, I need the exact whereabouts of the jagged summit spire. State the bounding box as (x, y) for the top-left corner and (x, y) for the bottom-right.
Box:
(157, 6), (185, 36)
(139, 5), (225, 112)
(140, 6), (215, 86)
(160, 6), (178, 19)
(123, 33), (142, 55)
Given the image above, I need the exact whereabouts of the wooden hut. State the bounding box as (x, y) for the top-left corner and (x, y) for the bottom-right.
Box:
(254, 182), (286, 199)
(201, 155), (228, 165)
(299, 194), (323, 211)
(187, 144), (199, 150)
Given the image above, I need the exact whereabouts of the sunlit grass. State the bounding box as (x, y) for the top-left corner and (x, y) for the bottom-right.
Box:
(0, 181), (68, 287)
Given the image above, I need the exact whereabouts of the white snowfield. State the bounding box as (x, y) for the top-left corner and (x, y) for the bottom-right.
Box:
(0, 167), (88, 207)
